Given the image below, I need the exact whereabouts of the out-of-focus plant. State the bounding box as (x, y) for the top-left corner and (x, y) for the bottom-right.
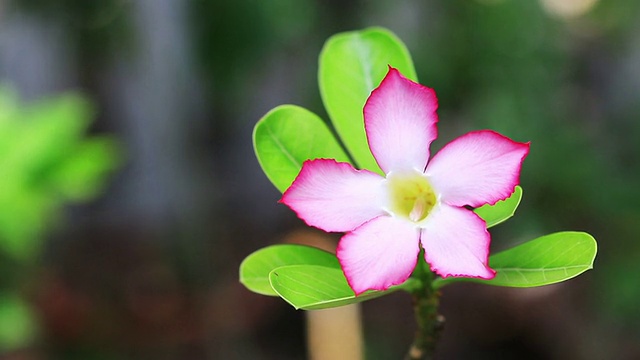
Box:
(0, 86), (121, 260)
(0, 86), (121, 352)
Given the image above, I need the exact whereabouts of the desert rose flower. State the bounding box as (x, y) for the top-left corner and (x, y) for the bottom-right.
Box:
(282, 67), (529, 295)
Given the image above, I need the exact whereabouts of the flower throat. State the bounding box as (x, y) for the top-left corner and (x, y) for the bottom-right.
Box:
(386, 171), (437, 222)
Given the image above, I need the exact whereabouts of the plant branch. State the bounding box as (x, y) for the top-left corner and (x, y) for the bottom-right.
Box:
(404, 259), (444, 360)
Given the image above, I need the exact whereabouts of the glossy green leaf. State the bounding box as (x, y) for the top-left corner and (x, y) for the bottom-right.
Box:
(319, 27), (417, 174)
(433, 232), (597, 289)
(475, 186), (523, 228)
(253, 105), (351, 193)
(240, 244), (340, 296)
(269, 265), (408, 310)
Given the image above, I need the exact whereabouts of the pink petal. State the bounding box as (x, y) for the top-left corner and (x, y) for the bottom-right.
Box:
(337, 216), (420, 295)
(420, 204), (495, 279)
(364, 67), (438, 174)
(281, 159), (386, 232)
(425, 130), (529, 207)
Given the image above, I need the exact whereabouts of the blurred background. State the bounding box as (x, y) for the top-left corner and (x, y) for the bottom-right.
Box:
(0, 0), (639, 359)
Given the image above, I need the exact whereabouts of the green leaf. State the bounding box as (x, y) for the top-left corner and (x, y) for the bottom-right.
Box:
(240, 244), (340, 296)
(319, 27), (417, 174)
(253, 105), (351, 193)
(269, 265), (405, 310)
(475, 186), (523, 228)
(433, 231), (597, 289)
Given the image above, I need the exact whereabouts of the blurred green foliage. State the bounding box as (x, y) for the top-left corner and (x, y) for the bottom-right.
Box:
(192, 0), (318, 89)
(0, 86), (121, 261)
(0, 86), (121, 353)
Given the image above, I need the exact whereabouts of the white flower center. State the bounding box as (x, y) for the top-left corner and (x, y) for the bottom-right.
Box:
(385, 171), (437, 223)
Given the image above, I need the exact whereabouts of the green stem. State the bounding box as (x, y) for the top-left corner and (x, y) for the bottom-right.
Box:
(404, 259), (444, 360)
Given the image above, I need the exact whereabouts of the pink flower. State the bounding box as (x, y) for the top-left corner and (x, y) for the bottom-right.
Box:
(281, 67), (530, 295)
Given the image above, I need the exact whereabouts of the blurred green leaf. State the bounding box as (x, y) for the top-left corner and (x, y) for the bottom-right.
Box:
(0, 86), (122, 260)
(434, 232), (597, 288)
(2, 94), (92, 176)
(319, 27), (417, 174)
(475, 186), (522, 228)
(240, 244), (340, 296)
(49, 137), (123, 200)
(269, 265), (407, 310)
(0, 294), (38, 352)
(0, 187), (51, 260)
(253, 105), (351, 193)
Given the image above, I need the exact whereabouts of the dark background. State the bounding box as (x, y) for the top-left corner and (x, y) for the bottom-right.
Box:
(1, 0), (639, 359)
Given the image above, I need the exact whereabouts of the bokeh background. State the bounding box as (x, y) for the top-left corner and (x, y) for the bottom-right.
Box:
(1, 0), (639, 359)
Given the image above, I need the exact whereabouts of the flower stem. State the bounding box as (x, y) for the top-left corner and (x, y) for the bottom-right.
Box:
(404, 259), (444, 360)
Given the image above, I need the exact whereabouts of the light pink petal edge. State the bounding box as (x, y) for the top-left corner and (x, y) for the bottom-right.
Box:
(364, 66), (438, 174)
(337, 216), (420, 295)
(281, 159), (386, 233)
(420, 204), (495, 279)
(426, 130), (529, 208)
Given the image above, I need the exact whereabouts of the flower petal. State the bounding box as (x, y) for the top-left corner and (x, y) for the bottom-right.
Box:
(337, 216), (420, 295)
(364, 67), (438, 173)
(420, 204), (495, 279)
(281, 159), (386, 232)
(426, 130), (529, 207)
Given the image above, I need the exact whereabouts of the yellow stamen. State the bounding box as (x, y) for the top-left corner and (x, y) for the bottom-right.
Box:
(386, 171), (437, 223)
